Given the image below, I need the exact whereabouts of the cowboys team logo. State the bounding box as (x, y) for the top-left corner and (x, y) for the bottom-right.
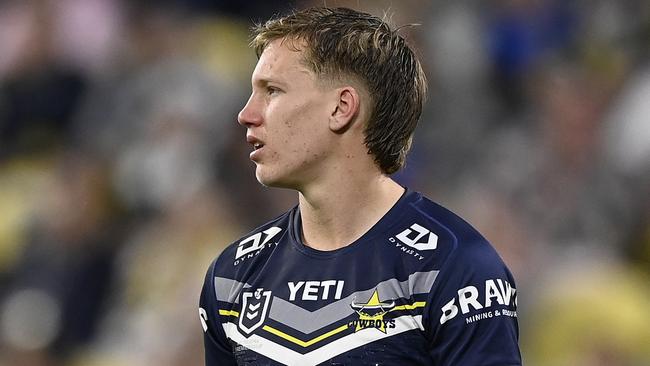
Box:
(349, 289), (396, 333)
(239, 289), (273, 336)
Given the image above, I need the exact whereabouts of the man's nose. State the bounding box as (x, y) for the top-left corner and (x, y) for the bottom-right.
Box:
(237, 95), (262, 127)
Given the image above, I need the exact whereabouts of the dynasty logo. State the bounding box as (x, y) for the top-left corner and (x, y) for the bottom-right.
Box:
(349, 289), (396, 333)
(234, 227), (282, 265)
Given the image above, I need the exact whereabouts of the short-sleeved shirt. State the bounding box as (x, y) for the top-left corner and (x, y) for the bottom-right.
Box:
(199, 190), (521, 365)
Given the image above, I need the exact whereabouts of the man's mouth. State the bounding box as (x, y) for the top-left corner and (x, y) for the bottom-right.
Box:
(247, 134), (265, 150)
(247, 135), (265, 160)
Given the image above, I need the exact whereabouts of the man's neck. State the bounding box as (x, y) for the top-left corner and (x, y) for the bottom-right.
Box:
(297, 172), (404, 251)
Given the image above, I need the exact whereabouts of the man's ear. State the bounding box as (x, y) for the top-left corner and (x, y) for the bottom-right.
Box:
(329, 86), (360, 133)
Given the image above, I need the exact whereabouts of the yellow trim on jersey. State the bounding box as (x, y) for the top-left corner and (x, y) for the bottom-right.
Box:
(218, 301), (424, 319)
(391, 301), (426, 311)
(219, 309), (240, 317)
(263, 324), (349, 348)
(218, 300), (424, 346)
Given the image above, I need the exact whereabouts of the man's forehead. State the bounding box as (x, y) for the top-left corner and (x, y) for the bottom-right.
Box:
(264, 37), (306, 58)
(252, 39), (312, 81)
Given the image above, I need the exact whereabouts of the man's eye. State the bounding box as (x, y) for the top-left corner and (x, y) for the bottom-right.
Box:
(267, 87), (280, 95)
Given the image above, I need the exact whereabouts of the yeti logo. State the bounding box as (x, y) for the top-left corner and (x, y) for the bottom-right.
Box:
(238, 289), (272, 336)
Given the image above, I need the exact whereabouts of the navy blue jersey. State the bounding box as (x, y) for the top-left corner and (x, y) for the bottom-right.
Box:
(199, 190), (521, 365)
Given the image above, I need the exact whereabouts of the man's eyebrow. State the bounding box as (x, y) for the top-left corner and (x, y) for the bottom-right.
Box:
(253, 77), (286, 88)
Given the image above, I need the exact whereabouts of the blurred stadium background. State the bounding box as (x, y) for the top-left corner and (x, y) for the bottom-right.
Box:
(0, 0), (649, 365)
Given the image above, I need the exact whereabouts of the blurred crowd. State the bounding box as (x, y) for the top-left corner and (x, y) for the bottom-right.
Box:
(0, 0), (648, 365)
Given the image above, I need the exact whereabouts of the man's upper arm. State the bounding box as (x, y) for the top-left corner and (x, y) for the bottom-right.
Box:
(425, 242), (522, 365)
(199, 259), (237, 366)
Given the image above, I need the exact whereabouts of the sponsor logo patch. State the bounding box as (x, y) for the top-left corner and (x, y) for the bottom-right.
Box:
(395, 223), (438, 251)
(234, 227), (282, 265)
(439, 279), (517, 325)
(387, 223), (438, 260)
(287, 280), (345, 301)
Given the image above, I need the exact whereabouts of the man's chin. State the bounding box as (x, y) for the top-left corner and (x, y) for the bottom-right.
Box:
(255, 168), (280, 187)
(255, 168), (297, 189)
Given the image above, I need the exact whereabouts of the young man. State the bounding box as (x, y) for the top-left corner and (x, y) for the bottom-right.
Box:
(200, 7), (521, 365)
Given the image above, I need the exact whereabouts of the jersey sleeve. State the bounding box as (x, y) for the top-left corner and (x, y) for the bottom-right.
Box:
(199, 259), (237, 366)
(423, 240), (522, 365)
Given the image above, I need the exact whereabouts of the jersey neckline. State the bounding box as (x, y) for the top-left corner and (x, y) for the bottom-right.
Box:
(288, 188), (420, 259)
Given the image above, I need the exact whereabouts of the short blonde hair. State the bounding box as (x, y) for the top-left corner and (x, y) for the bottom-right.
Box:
(251, 7), (427, 174)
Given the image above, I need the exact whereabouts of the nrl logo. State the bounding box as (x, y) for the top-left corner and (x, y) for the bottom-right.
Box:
(349, 289), (396, 333)
(239, 289), (272, 336)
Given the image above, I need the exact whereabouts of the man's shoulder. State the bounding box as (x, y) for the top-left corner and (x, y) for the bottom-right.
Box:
(212, 208), (294, 277)
(406, 192), (508, 274)
(408, 193), (484, 242)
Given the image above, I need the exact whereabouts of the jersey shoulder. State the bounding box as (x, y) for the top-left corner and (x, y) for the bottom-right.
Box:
(411, 194), (519, 339)
(408, 193), (510, 276)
